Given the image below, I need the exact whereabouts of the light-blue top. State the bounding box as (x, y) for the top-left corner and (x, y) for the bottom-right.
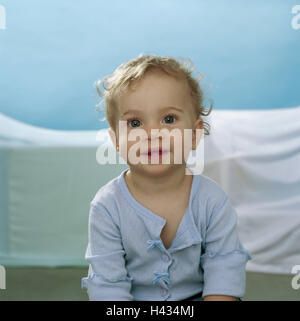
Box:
(81, 168), (253, 301)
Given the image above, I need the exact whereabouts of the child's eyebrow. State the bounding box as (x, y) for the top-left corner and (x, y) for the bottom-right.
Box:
(122, 106), (184, 116)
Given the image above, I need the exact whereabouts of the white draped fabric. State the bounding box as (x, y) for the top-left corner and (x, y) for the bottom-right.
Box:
(0, 107), (299, 274)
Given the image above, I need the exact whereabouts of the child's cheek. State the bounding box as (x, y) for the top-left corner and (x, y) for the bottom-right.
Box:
(119, 129), (146, 163)
(118, 134), (129, 160)
(183, 128), (194, 160)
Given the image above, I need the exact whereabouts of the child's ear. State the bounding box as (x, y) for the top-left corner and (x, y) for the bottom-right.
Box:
(192, 118), (204, 150)
(108, 127), (118, 151)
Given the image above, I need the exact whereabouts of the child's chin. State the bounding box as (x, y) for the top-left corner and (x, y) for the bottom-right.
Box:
(140, 164), (173, 175)
(139, 157), (173, 166)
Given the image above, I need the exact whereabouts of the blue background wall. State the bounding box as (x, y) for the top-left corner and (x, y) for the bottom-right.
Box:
(0, 0), (299, 130)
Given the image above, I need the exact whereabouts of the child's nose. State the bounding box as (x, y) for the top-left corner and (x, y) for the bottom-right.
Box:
(138, 126), (160, 147)
(144, 120), (168, 136)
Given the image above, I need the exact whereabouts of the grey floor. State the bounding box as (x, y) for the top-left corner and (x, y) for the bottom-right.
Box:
(0, 267), (299, 301)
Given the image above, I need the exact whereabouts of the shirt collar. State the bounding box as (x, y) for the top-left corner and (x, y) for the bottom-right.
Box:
(118, 168), (202, 253)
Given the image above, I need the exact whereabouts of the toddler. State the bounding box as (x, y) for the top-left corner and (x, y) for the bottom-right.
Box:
(81, 54), (253, 301)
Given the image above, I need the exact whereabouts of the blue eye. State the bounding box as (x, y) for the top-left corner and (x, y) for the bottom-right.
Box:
(163, 115), (176, 124)
(128, 119), (141, 128)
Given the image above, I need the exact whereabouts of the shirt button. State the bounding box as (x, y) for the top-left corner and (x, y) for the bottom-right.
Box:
(162, 254), (169, 262)
(161, 288), (168, 296)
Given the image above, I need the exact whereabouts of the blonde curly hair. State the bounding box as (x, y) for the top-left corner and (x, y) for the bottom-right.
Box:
(95, 54), (213, 136)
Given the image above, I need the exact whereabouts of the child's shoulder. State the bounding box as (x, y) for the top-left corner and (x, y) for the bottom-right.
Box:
(90, 173), (121, 208)
(196, 174), (235, 230)
(196, 173), (228, 206)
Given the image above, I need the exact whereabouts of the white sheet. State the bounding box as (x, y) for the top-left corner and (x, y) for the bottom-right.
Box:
(201, 106), (300, 274)
(0, 108), (299, 274)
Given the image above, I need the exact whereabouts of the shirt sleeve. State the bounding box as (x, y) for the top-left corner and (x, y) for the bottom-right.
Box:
(81, 202), (133, 301)
(200, 195), (253, 299)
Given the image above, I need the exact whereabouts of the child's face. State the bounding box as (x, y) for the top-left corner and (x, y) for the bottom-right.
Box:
(110, 69), (203, 174)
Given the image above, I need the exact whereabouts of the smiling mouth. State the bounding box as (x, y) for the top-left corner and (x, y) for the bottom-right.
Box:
(148, 150), (162, 156)
(146, 150), (167, 157)
(142, 148), (169, 156)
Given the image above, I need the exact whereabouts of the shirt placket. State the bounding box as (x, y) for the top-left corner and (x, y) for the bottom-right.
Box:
(147, 239), (172, 300)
